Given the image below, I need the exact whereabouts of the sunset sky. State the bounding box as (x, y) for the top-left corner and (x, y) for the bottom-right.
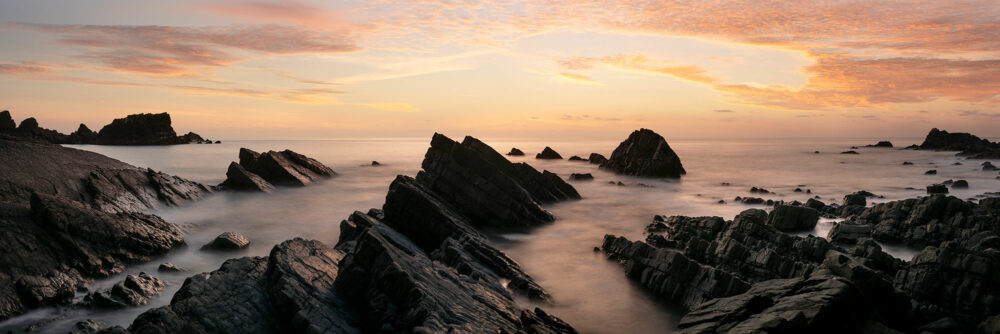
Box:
(1, 0), (998, 140)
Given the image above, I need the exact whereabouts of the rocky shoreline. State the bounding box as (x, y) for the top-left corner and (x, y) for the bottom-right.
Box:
(0, 111), (214, 145)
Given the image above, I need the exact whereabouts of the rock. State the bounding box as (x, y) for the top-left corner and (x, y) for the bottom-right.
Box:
(843, 192), (870, 207)
(766, 204), (820, 231)
(920, 128), (1000, 159)
(85, 272), (165, 308)
(740, 197), (765, 204)
(749, 186), (770, 194)
(370, 160), (380, 166)
(866, 141), (893, 148)
(985, 162), (998, 171)
(0, 110), (14, 131)
(903, 161), (914, 165)
(157, 263), (184, 272)
(805, 198), (828, 211)
(415, 134), (579, 229)
(66, 124), (98, 144)
(926, 169), (938, 175)
(218, 162), (275, 192)
(979, 315), (1000, 334)
(535, 146), (562, 159)
(506, 147), (525, 156)
(953, 179), (969, 188)
(232, 148), (335, 187)
(587, 153), (607, 165)
(93, 113), (203, 145)
(927, 184), (949, 194)
(214, 140), (221, 144)
(202, 232), (251, 250)
(841, 150), (860, 154)
(569, 173), (594, 181)
(827, 222), (872, 244)
(841, 194), (994, 248)
(600, 128), (685, 178)
(794, 187), (803, 192)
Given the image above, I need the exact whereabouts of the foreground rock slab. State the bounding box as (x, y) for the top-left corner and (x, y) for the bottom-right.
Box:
(600, 128), (685, 178)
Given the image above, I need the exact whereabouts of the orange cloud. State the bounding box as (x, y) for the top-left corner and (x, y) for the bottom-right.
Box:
(0, 62), (50, 75)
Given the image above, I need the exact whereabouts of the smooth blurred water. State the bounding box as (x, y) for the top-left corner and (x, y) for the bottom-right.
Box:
(3, 136), (999, 333)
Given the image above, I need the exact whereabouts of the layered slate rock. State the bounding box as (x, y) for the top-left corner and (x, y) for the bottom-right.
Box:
(85, 273), (165, 308)
(201, 232), (250, 250)
(765, 204), (819, 232)
(0, 136), (208, 321)
(920, 128), (1000, 159)
(219, 148), (335, 190)
(536, 146), (562, 159)
(841, 194), (997, 248)
(600, 128), (685, 178)
(415, 134), (579, 229)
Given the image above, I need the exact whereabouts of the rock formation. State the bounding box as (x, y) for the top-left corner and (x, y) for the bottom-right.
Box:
(219, 148), (335, 190)
(0, 136), (209, 321)
(839, 194), (998, 248)
(202, 232), (251, 250)
(569, 173), (594, 181)
(536, 146), (562, 159)
(507, 147), (525, 156)
(587, 153), (607, 165)
(0, 111), (208, 145)
(600, 128), (685, 178)
(866, 141), (893, 148)
(568, 155), (585, 161)
(765, 204), (819, 231)
(920, 128), (1000, 159)
(84, 273), (165, 308)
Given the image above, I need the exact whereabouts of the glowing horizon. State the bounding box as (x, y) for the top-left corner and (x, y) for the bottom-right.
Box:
(1, 0), (998, 140)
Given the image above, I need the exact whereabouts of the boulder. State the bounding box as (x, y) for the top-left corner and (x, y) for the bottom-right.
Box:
(920, 128), (1000, 159)
(506, 148), (525, 156)
(157, 263), (184, 273)
(985, 162), (998, 171)
(370, 160), (380, 166)
(202, 232), (251, 250)
(588, 153), (608, 165)
(903, 161), (914, 165)
(232, 148), (335, 187)
(953, 179), (969, 188)
(535, 146), (562, 159)
(827, 222), (873, 244)
(866, 141), (893, 148)
(568, 155), (585, 161)
(766, 204), (820, 231)
(219, 162), (275, 192)
(600, 129), (685, 177)
(85, 272), (164, 308)
(926, 169), (938, 175)
(569, 173), (594, 181)
(927, 184), (949, 194)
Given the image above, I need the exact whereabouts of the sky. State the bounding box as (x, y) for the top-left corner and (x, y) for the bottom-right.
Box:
(0, 0), (998, 140)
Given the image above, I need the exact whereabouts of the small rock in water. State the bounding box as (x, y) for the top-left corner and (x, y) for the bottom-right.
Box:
(927, 184), (949, 194)
(814, 151), (820, 154)
(749, 186), (770, 194)
(840, 150), (859, 154)
(202, 232), (251, 250)
(925, 169), (938, 175)
(568, 155), (586, 161)
(157, 263), (184, 272)
(720, 182), (731, 186)
(953, 162), (963, 165)
(903, 161), (914, 165)
(587, 153), (608, 165)
(85, 272), (165, 308)
(984, 161), (998, 171)
(569, 173), (594, 181)
(371, 160), (381, 166)
(215, 140), (221, 144)
(866, 141), (893, 148)
(616, 181), (625, 186)
(535, 146), (562, 159)
(717, 199), (726, 204)
(794, 187), (803, 192)
(506, 148), (524, 156)
(952, 180), (969, 188)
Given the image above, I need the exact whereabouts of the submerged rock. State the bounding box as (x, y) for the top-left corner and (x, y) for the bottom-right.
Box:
(985, 162), (998, 171)
(588, 153), (608, 165)
(926, 169), (938, 175)
(507, 147), (525, 156)
(202, 232), (251, 250)
(568, 155), (585, 161)
(841, 150), (860, 154)
(866, 141), (893, 148)
(953, 179), (969, 188)
(536, 146), (562, 159)
(601, 128), (685, 178)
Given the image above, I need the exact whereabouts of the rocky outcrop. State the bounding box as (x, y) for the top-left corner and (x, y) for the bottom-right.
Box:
(765, 205), (819, 231)
(927, 183), (949, 194)
(219, 148), (335, 190)
(0, 111), (207, 145)
(600, 128), (685, 178)
(507, 148), (525, 156)
(536, 146), (562, 159)
(920, 128), (1000, 159)
(985, 162), (998, 171)
(567, 155), (585, 161)
(84, 273), (165, 308)
(0, 110), (14, 130)
(67, 124), (98, 144)
(0, 136), (208, 321)
(587, 153), (607, 165)
(415, 134), (579, 229)
(202, 232), (251, 250)
(827, 223), (872, 244)
(866, 141), (893, 148)
(841, 194), (997, 248)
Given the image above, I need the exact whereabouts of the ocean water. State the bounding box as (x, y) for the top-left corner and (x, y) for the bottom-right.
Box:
(3, 136), (999, 333)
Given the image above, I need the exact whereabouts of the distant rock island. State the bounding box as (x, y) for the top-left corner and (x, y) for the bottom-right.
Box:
(918, 128), (1000, 158)
(0, 110), (215, 145)
(601, 128), (686, 178)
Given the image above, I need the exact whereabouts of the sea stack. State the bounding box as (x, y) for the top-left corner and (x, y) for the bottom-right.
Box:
(219, 148), (335, 190)
(536, 146), (562, 159)
(601, 128), (685, 178)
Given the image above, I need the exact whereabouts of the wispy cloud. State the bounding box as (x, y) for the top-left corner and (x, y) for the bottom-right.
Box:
(361, 102), (421, 112)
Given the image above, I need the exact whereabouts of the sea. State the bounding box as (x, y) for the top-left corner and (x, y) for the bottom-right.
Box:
(2, 135), (999, 333)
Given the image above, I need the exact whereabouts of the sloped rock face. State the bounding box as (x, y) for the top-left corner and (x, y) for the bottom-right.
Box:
(536, 146), (562, 159)
(600, 128), (685, 178)
(765, 205), (819, 231)
(94, 113), (199, 145)
(202, 232), (250, 250)
(842, 194), (996, 248)
(587, 153), (607, 165)
(85, 273), (165, 308)
(0, 137), (207, 321)
(415, 134), (579, 229)
(227, 148), (335, 188)
(920, 128), (1000, 159)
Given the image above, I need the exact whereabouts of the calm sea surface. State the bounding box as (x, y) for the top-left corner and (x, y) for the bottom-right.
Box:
(4, 136), (999, 333)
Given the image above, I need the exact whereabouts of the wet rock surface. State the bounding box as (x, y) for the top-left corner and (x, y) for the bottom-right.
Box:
(765, 204), (819, 231)
(202, 232), (251, 250)
(841, 194), (997, 248)
(0, 136), (207, 321)
(920, 128), (1000, 159)
(600, 128), (685, 178)
(219, 148), (335, 189)
(85, 273), (165, 308)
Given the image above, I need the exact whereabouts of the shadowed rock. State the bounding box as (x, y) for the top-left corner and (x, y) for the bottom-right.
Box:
(507, 147), (525, 156)
(920, 128), (1000, 159)
(0, 110), (14, 130)
(536, 146), (562, 159)
(219, 162), (275, 192)
(202, 232), (250, 250)
(840, 194), (996, 248)
(588, 153), (608, 165)
(927, 184), (948, 194)
(94, 113), (200, 145)
(601, 128), (685, 178)
(569, 173), (593, 181)
(85, 273), (164, 308)
(67, 124), (98, 144)
(227, 148), (335, 187)
(866, 141), (893, 148)
(568, 155), (585, 161)
(766, 205), (819, 231)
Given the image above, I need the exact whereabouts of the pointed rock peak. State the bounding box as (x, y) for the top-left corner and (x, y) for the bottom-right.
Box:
(536, 146), (562, 159)
(601, 128), (685, 178)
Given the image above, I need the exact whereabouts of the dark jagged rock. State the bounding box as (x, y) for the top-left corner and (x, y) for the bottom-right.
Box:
(569, 173), (593, 181)
(953, 179), (970, 188)
(739, 197), (765, 204)
(507, 147), (525, 156)
(370, 160), (380, 166)
(843, 191), (871, 207)
(218, 162), (275, 192)
(866, 141), (893, 148)
(920, 128), (1000, 159)
(202, 232), (250, 250)
(229, 148), (335, 187)
(415, 134), (579, 229)
(749, 186), (770, 194)
(157, 263), (183, 273)
(841, 194), (997, 248)
(894, 239), (1000, 330)
(568, 155), (585, 161)
(926, 169), (938, 175)
(587, 153), (607, 165)
(985, 162), (998, 171)
(766, 205), (819, 231)
(67, 124), (98, 144)
(94, 113), (201, 145)
(601, 128), (685, 178)
(827, 223), (872, 244)
(927, 184), (949, 194)
(85, 272), (164, 308)
(0, 110), (14, 130)
(903, 161), (914, 165)
(535, 146), (562, 159)
(841, 150), (860, 154)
